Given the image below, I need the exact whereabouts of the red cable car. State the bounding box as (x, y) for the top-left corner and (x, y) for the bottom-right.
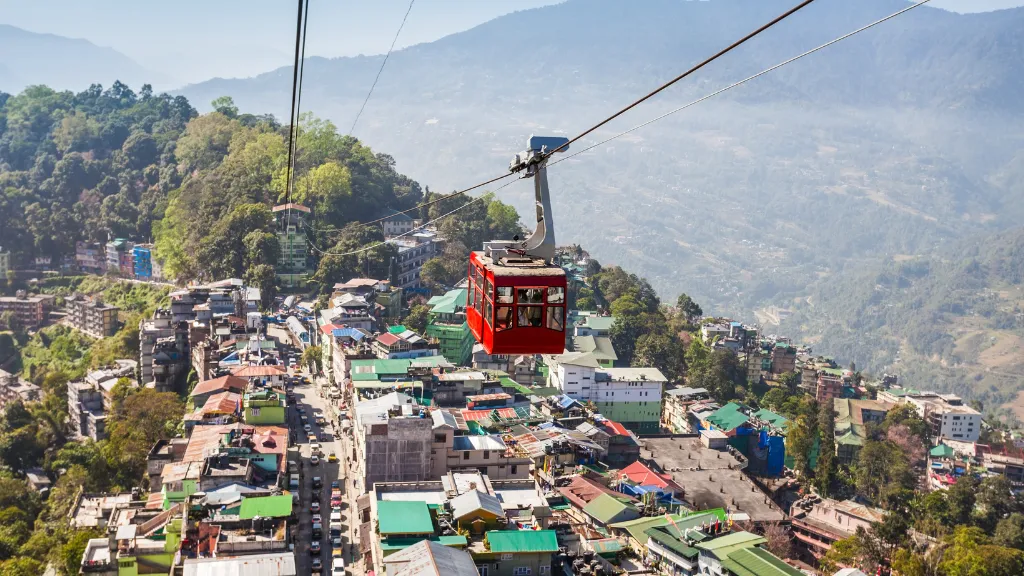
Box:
(466, 136), (570, 356)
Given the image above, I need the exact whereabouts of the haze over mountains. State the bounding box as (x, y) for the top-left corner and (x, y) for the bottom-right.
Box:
(1, 0), (1022, 397)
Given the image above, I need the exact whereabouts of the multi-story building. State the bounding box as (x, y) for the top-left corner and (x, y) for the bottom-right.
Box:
(68, 380), (107, 440)
(834, 398), (894, 464)
(139, 309), (189, 392)
(371, 330), (440, 360)
(65, 293), (120, 338)
(381, 209), (416, 237)
(661, 386), (711, 433)
(815, 369), (844, 403)
(105, 238), (134, 277)
(425, 288), (474, 366)
(353, 392), (433, 488)
(132, 244), (156, 280)
(322, 293), (375, 331)
(548, 352), (666, 433)
(75, 241), (107, 275)
(388, 231), (442, 290)
(429, 411), (531, 479)
(771, 342), (797, 375)
(790, 497), (885, 560)
(878, 389), (982, 442)
(272, 203), (311, 288)
(0, 292), (45, 329)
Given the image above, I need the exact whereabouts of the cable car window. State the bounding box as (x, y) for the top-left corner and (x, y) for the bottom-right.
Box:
(474, 287), (482, 311)
(484, 299), (493, 326)
(518, 305), (543, 328)
(517, 288), (544, 304)
(474, 267), (484, 291)
(496, 307), (513, 331)
(547, 286), (565, 304)
(546, 307), (564, 331)
(485, 277), (493, 299)
(497, 287), (513, 304)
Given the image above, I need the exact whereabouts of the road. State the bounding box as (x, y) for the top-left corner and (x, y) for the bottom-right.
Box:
(290, 369), (361, 575)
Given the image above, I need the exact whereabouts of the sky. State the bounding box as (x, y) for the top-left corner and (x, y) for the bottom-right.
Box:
(0, 0), (1020, 86)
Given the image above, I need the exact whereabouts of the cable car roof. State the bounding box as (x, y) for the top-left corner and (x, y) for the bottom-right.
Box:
(471, 252), (565, 277)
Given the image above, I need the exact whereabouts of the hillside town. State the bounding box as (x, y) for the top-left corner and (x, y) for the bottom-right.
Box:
(3, 202), (1021, 576)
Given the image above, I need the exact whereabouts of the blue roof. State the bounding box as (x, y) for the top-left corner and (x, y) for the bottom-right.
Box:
(730, 322), (742, 327)
(332, 328), (366, 341)
(557, 395), (581, 409)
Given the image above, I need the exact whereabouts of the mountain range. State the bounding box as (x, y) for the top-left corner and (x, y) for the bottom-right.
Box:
(0, 24), (165, 92)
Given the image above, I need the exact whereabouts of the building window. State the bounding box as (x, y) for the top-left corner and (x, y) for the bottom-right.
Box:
(463, 451), (470, 460)
(500, 554), (514, 561)
(513, 568), (531, 576)
(484, 450), (490, 460)
(511, 465), (518, 475)
(540, 566), (550, 575)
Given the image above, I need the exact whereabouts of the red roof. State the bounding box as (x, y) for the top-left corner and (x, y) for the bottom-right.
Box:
(320, 323), (344, 335)
(200, 391), (242, 415)
(461, 407), (518, 422)
(375, 333), (401, 347)
(557, 475), (631, 510)
(272, 203), (310, 213)
(599, 420), (630, 437)
(232, 365), (286, 378)
(619, 461), (680, 491)
(190, 375), (248, 398)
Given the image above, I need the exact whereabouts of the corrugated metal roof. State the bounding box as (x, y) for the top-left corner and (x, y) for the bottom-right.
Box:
(486, 530), (558, 553)
(450, 490), (504, 520)
(183, 552), (296, 575)
(377, 501), (434, 535)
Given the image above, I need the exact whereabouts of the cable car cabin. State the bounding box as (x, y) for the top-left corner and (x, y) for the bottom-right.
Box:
(466, 250), (567, 355)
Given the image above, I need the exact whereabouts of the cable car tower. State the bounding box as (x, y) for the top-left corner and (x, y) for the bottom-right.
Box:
(466, 136), (570, 355)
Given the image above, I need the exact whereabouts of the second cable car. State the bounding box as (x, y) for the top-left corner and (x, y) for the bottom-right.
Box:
(466, 136), (570, 355)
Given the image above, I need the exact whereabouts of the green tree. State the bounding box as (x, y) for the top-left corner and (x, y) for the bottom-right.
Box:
(211, 95), (239, 118)
(632, 332), (684, 383)
(0, 557), (43, 575)
(60, 530), (101, 576)
(103, 389), (183, 488)
(995, 513), (1024, 550)
(300, 345), (323, 374)
(856, 440), (915, 506)
(243, 230), (280, 269)
(816, 400), (837, 496)
(675, 292), (703, 324)
(785, 413), (816, 479)
(404, 302), (431, 333)
(777, 371), (800, 393)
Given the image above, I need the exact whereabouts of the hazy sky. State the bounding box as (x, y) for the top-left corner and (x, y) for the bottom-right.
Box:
(0, 0), (1020, 86)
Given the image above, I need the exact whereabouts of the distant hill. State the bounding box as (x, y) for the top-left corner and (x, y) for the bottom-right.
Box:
(0, 24), (168, 93)
(778, 226), (1024, 411)
(176, 0), (1024, 402)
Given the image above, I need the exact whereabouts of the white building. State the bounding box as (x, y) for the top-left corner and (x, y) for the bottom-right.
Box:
(547, 352), (666, 433)
(877, 389), (981, 442)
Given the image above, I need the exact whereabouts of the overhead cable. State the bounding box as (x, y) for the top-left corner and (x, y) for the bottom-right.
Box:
(348, 0), (416, 136)
(306, 0), (816, 238)
(548, 0), (935, 169)
(306, 177), (522, 257)
(544, 0), (818, 158)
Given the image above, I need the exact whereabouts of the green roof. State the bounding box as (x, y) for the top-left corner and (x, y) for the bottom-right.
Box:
(486, 530), (559, 554)
(721, 547), (803, 576)
(636, 511), (727, 550)
(645, 526), (699, 559)
(428, 289), (467, 315)
(529, 387), (561, 398)
(235, 340), (275, 350)
(821, 367), (844, 377)
(581, 316), (616, 332)
(583, 493), (638, 525)
(931, 444), (954, 458)
(239, 495), (293, 520)
(610, 509), (727, 545)
(388, 325), (407, 334)
(590, 539), (624, 556)
(574, 335), (618, 361)
(695, 531), (766, 560)
(752, 408), (788, 431)
(706, 402), (750, 432)
(380, 535), (468, 551)
(351, 356), (450, 377)
(377, 501), (434, 535)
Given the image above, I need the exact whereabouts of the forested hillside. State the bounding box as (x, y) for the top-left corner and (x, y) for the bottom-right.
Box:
(0, 84), (522, 297)
(780, 227), (1024, 411)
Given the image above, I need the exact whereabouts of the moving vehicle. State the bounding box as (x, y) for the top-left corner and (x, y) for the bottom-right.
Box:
(312, 514), (323, 525)
(310, 540), (321, 554)
(311, 454), (319, 466)
(313, 476), (322, 489)
(466, 136), (569, 355)
(289, 475), (299, 490)
(312, 557), (322, 573)
(312, 522), (322, 539)
(303, 424), (312, 433)
(310, 501), (320, 513)
(330, 480), (340, 489)
(327, 452), (338, 462)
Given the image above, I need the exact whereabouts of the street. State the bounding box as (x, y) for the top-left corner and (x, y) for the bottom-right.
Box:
(289, 369), (360, 575)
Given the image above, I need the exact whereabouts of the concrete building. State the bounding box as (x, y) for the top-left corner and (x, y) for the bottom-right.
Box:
(372, 330), (440, 360)
(132, 244), (156, 280)
(548, 352), (666, 433)
(65, 293), (120, 338)
(272, 203), (311, 287)
(67, 360), (138, 441)
(662, 387), (710, 433)
(816, 369), (844, 404)
(354, 392), (433, 489)
(388, 231), (442, 290)
(322, 293), (375, 331)
(0, 291), (46, 329)
(429, 411), (531, 480)
(105, 238), (134, 277)
(878, 389), (982, 442)
(140, 309), (190, 392)
(770, 342), (797, 375)
(381, 209), (417, 238)
(789, 497), (885, 561)
(425, 288), (474, 366)
(834, 398), (894, 464)
(0, 368), (41, 406)
(75, 241), (107, 275)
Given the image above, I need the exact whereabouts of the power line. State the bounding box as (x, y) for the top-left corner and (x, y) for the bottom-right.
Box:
(307, 0), (816, 239)
(283, 0), (306, 204)
(548, 0), (935, 170)
(306, 177), (522, 257)
(543, 0), (818, 158)
(348, 0), (416, 136)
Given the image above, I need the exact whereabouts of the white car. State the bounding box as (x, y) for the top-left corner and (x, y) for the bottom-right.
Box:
(310, 454), (320, 465)
(332, 558), (345, 574)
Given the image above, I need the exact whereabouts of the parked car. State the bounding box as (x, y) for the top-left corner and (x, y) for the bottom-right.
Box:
(331, 558), (345, 574)
(327, 452), (338, 462)
(330, 480), (340, 489)
(310, 501), (320, 513)
(313, 477), (322, 489)
(310, 540), (321, 555)
(303, 424), (312, 433)
(312, 557), (322, 572)
(312, 514), (323, 525)
(311, 454), (320, 466)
